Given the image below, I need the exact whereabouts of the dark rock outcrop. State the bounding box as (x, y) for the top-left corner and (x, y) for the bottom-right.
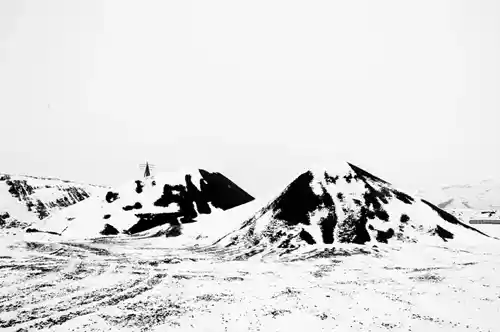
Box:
(100, 223), (119, 235)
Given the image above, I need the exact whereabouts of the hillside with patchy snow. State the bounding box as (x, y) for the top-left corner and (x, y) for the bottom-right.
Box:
(0, 173), (106, 230)
(31, 169), (255, 240)
(216, 162), (495, 250)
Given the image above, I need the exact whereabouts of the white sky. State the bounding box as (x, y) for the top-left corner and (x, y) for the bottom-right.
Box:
(0, 0), (499, 197)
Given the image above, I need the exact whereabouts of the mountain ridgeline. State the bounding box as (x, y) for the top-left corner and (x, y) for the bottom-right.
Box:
(216, 162), (493, 249)
(31, 169), (255, 238)
(0, 173), (106, 229)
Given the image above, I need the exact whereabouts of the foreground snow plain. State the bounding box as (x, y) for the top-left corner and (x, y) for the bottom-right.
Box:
(1, 231), (499, 332)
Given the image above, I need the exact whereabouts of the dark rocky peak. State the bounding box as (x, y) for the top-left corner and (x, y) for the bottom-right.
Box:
(216, 162), (493, 249)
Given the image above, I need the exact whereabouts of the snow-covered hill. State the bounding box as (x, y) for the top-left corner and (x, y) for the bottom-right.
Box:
(0, 173), (106, 230)
(31, 169), (255, 240)
(216, 162), (494, 250)
(414, 179), (500, 210)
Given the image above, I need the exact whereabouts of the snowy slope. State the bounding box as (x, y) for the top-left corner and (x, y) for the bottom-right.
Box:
(216, 162), (495, 250)
(0, 173), (106, 230)
(31, 169), (255, 239)
(414, 179), (500, 210)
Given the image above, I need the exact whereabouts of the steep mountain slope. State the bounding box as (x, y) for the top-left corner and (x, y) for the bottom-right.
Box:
(0, 173), (106, 230)
(31, 169), (255, 239)
(414, 179), (500, 210)
(216, 162), (493, 250)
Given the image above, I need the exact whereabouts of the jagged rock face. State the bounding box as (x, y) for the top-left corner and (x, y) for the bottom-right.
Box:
(32, 169), (255, 239)
(216, 162), (491, 248)
(0, 173), (106, 229)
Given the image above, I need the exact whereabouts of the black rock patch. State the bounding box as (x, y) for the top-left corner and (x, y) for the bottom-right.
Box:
(347, 163), (390, 185)
(271, 171), (318, 226)
(25, 228), (61, 236)
(343, 173), (353, 183)
(393, 190), (414, 204)
(35, 200), (49, 219)
(105, 191), (119, 203)
(324, 172), (339, 184)
(400, 214), (410, 223)
(5, 179), (35, 201)
(103, 214), (111, 219)
(319, 211), (337, 244)
(198, 169), (255, 210)
(122, 202), (143, 211)
(127, 213), (180, 234)
(135, 180), (144, 194)
(434, 225), (454, 241)
(100, 223), (119, 235)
(165, 224), (182, 237)
(299, 229), (316, 245)
(154, 184), (198, 221)
(185, 174), (211, 215)
(375, 228), (395, 244)
(375, 209), (389, 222)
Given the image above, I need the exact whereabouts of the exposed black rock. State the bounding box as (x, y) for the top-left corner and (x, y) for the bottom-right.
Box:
(35, 200), (49, 219)
(348, 162), (390, 185)
(25, 228), (61, 236)
(393, 190), (414, 204)
(271, 171), (317, 226)
(198, 169), (255, 210)
(325, 173), (339, 184)
(165, 224), (182, 237)
(299, 229), (316, 245)
(126, 213), (181, 234)
(154, 184), (198, 221)
(320, 213), (337, 244)
(100, 223), (119, 235)
(5, 180), (35, 201)
(123, 202), (143, 211)
(375, 228), (395, 244)
(103, 214), (111, 220)
(433, 225), (454, 241)
(105, 191), (119, 203)
(135, 180), (144, 194)
(185, 174), (211, 215)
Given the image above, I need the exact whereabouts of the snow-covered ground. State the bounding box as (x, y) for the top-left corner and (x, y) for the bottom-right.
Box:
(0, 233), (499, 332)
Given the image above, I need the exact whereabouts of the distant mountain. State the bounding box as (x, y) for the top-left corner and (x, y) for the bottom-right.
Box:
(215, 162), (494, 250)
(0, 173), (106, 230)
(31, 169), (255, 239)
(414, 180), (500, 210)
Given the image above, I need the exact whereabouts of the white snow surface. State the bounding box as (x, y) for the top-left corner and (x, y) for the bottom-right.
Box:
(1, 231), (499, 332)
